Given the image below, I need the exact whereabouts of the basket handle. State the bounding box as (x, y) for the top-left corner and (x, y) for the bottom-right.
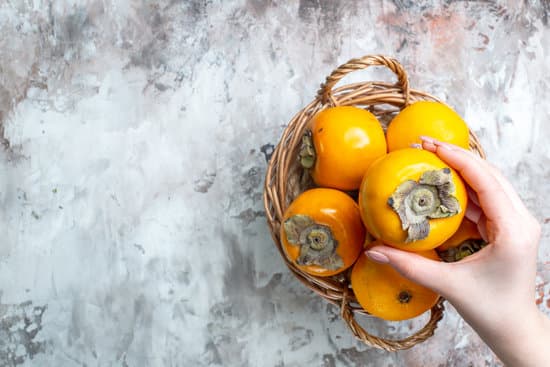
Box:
(317, 55), (410, 106)
(340, 289), (445, 351)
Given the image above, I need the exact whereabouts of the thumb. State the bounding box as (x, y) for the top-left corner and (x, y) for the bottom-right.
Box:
(366, 245), (450, 295)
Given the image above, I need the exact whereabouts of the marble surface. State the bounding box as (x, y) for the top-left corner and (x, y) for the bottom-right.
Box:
(0, 1), (549, 366)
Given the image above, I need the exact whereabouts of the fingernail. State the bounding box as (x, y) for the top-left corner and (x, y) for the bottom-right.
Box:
(410, 143), (422, 149)
(420, 135), (435, 143)
(366, 251), (390, 264)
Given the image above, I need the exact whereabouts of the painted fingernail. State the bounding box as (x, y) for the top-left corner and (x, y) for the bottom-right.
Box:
(410, 143), (422, 149)
(419, 135), (435, 143)
(366, 251), (390, 264)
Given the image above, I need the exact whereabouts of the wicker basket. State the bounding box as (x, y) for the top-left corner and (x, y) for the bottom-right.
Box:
(263, 55), (485, 351)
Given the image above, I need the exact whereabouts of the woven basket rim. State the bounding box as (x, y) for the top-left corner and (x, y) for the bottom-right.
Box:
(263, 54), (485, 351)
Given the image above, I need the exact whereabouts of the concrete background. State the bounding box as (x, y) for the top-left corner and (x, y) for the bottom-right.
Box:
(0, 1), (549, 366)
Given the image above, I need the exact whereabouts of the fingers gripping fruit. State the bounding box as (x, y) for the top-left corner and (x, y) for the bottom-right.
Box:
(359, 149), (467, 251)
(351, 241), (440, 321)
(281, 188), (365, 276)
(300, 106), (387, 191)
(386, 101), (470, 151)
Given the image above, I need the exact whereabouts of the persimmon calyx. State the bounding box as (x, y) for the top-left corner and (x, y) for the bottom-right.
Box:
(388, 168), (460, 242)
(398, 290), (413, 304)
(299, 131), (315, 169)
(438, 239), (487, 262)
(283, 214), (343, 270)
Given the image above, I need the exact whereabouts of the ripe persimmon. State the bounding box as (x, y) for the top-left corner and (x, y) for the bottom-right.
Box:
(437, 218), (487, 262)
(386, 101), (470, 152)
(300, 106), (386, 191)
(351, 241), (440, 321)
(359, 148), (467, 251)
(281, 188), (365, 277)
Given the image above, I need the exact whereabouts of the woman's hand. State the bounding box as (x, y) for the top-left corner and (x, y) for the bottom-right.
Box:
(366, 136), (549, 366)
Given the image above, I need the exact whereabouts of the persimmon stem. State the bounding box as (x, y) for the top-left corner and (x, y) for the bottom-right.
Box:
(283, 215), (343, 271)
(299, 131), (315, 169)
(398, 290), (412, 304)
(438, 239), (488, 262)
(388, 168), (460, 242)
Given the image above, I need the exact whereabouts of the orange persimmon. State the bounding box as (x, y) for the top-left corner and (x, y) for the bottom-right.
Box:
(386, 101), (470, 151)
(437, 218), (486, 262)
(299, 106), (386, 191)
(281, 188), (365, 276)
(359, 148), (467, 251)
(351, 241), (440, 321)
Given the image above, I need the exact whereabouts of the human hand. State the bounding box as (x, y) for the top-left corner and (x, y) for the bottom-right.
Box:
(366, 136), (549, 366)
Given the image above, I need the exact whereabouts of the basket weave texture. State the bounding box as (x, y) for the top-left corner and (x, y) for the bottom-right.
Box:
(263, 55), (485, 351)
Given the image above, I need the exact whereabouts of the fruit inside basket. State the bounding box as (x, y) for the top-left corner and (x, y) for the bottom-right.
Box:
(263, 55), (485, 351)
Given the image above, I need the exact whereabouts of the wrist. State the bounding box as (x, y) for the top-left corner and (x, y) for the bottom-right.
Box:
(482, 305), (550, 366)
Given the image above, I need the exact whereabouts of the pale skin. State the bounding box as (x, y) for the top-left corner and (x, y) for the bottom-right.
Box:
(366, 136), (550, 367)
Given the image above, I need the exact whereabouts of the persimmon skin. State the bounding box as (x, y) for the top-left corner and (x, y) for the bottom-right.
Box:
(437, 218), (482, 251)
(386, 101), (470, 152)
(281, 188), (365, 277)
(308, 106), (387, 191)
(351, 240), (440, 321)
(359, 149), (468, 251)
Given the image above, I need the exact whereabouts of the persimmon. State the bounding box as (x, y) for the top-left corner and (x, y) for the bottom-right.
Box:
(280, 188), (365, 276)
(300, 106), (386, 191)
(437, 218), (487, 262)
(386, 101), (470, 151)
(359, 148), (467, 251)
(351, 241), (440, 321)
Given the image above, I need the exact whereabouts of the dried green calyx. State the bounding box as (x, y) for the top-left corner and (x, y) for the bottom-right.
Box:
(283, 214), (343, 270)
(438, 239), (487, 262)
(388, 168), (460, 242)
(299, 131), (315, 169)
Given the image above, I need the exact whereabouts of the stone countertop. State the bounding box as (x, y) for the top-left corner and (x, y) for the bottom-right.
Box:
(0, 1), (549, 366)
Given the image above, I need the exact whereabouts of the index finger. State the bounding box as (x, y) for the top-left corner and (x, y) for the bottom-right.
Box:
(423, 138), (529, 217)
(421, 139), (512, 223)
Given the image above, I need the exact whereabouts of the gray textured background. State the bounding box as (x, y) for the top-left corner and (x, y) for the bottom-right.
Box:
(0, 1), (549, 366)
